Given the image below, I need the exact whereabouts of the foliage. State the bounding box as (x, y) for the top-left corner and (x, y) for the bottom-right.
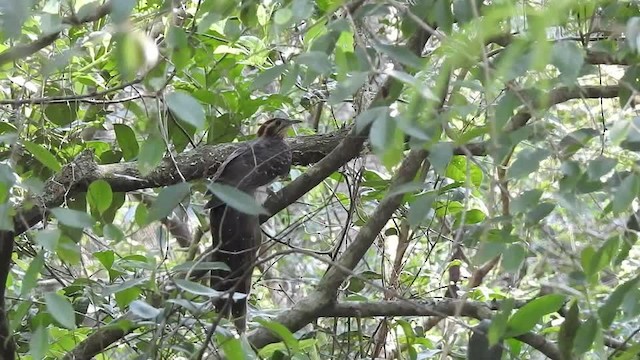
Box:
(0, 0), (639, 359)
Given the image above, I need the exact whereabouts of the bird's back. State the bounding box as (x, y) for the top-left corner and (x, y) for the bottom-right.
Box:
(215, 136), (292, 190)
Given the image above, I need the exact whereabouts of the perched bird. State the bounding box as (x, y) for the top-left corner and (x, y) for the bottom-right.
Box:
(206, 117), (300, 331)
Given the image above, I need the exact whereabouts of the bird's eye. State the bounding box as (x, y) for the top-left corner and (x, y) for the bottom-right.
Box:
(274, 119), (281, 126)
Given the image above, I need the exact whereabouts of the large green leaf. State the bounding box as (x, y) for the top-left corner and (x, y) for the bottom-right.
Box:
(506, 294), (565, 337)
(146, 182), (191, 223)
(129, 300), (161, 319)
(45, 292), (76, 330)
(113, 124), (139, 161)
(255, 318), (300, 352)
(50, 208), (95, 229)
(87, 179), (113, 215)
(29, 326), (49, 360)
(598, 275), (640, 328)
(166, 91), (206, 130)
(23, 141), (62, 172)
(207, 183), (268, 215)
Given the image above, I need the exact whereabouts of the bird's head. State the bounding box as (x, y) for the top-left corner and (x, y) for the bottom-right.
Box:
(256, 118), (302, 138)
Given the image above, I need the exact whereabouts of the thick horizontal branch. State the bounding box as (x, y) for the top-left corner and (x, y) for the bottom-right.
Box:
(13, 128), (350, 235)
(322, 301), (561, 360)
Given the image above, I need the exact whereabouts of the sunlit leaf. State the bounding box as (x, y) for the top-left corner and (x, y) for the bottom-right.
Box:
(506, 294), (565, 337)
(87, 180), (113, 215)
(23, 141), (62, 172)
(256, 319), (300, 352)
(113, 124), (139, 161)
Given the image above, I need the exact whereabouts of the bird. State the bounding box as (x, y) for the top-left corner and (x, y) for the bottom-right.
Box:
(205, 117), (301, 331)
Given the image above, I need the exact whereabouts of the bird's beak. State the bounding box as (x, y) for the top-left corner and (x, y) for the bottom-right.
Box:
(287, 119), (303, 125)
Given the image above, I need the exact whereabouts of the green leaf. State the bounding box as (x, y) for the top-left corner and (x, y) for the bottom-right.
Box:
(207, 183), (268, 215)
(146, 182), (191, 223)
(369, 115), (395, 152)
(551, 41), (585, 85)
(129, 300), (161, 319)
(296, 51), (332, 74)
(598, 275), (640, 328)
(511, 189), (543, 215)
(111, 0), (136, 23)
(374, 42), (423, 69)
(429, 142), (454, 176)
(291, 0), (314, 21)
(251, 64), (288, 91)
(574, 316), (599, 354)
(29, 326), (49, 360)
(166, 91), (206, 130)
(407, 192), (437, 228)
(115, 287), (141, 309)
(445, 156), (483, 188)
(502, 244), (526, 273)
(45, 292), (76, 329)
(494, 91), (522, 131)
(355, 107), (388, 133)
(171, 261), (231, 273)
(57, 236), (81, 264)
(558, 128), (599, 158)
(174, 279), (224, 297)
(559, 301), (580, 360)
(255, 318), (300, 352)
(34, 229), (61, 253)
(87, 180), (113, 215)
(508, 148), (550, 179)
(50, 208), (95, 229)
(328, 72), (369, 105)
(506, 294), (565, 337)
(587, 156), (617, 180)
(216, 333), (246, 360)
(488, 299), (514, 345)
(44, 101), (77, 126)
(94, 250), (115, 270)
(525, 202), (555, 226)
(103, 223), (125, 242)
(619, 66), (640, 110)
(21, 251), (44, 297)
(137, 135), (165, 175)
(23, 141), (62, 172)
(113, 124), (139, 161)
(612, 174), (640, 214)
(584, 236), (620, 279)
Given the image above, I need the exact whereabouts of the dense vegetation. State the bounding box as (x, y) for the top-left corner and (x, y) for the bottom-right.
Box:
(0, 0), (639, 358)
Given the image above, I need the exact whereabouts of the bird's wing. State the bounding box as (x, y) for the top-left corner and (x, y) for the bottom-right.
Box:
(205, 144), (253, 210)
(210, 145), (250, 183)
